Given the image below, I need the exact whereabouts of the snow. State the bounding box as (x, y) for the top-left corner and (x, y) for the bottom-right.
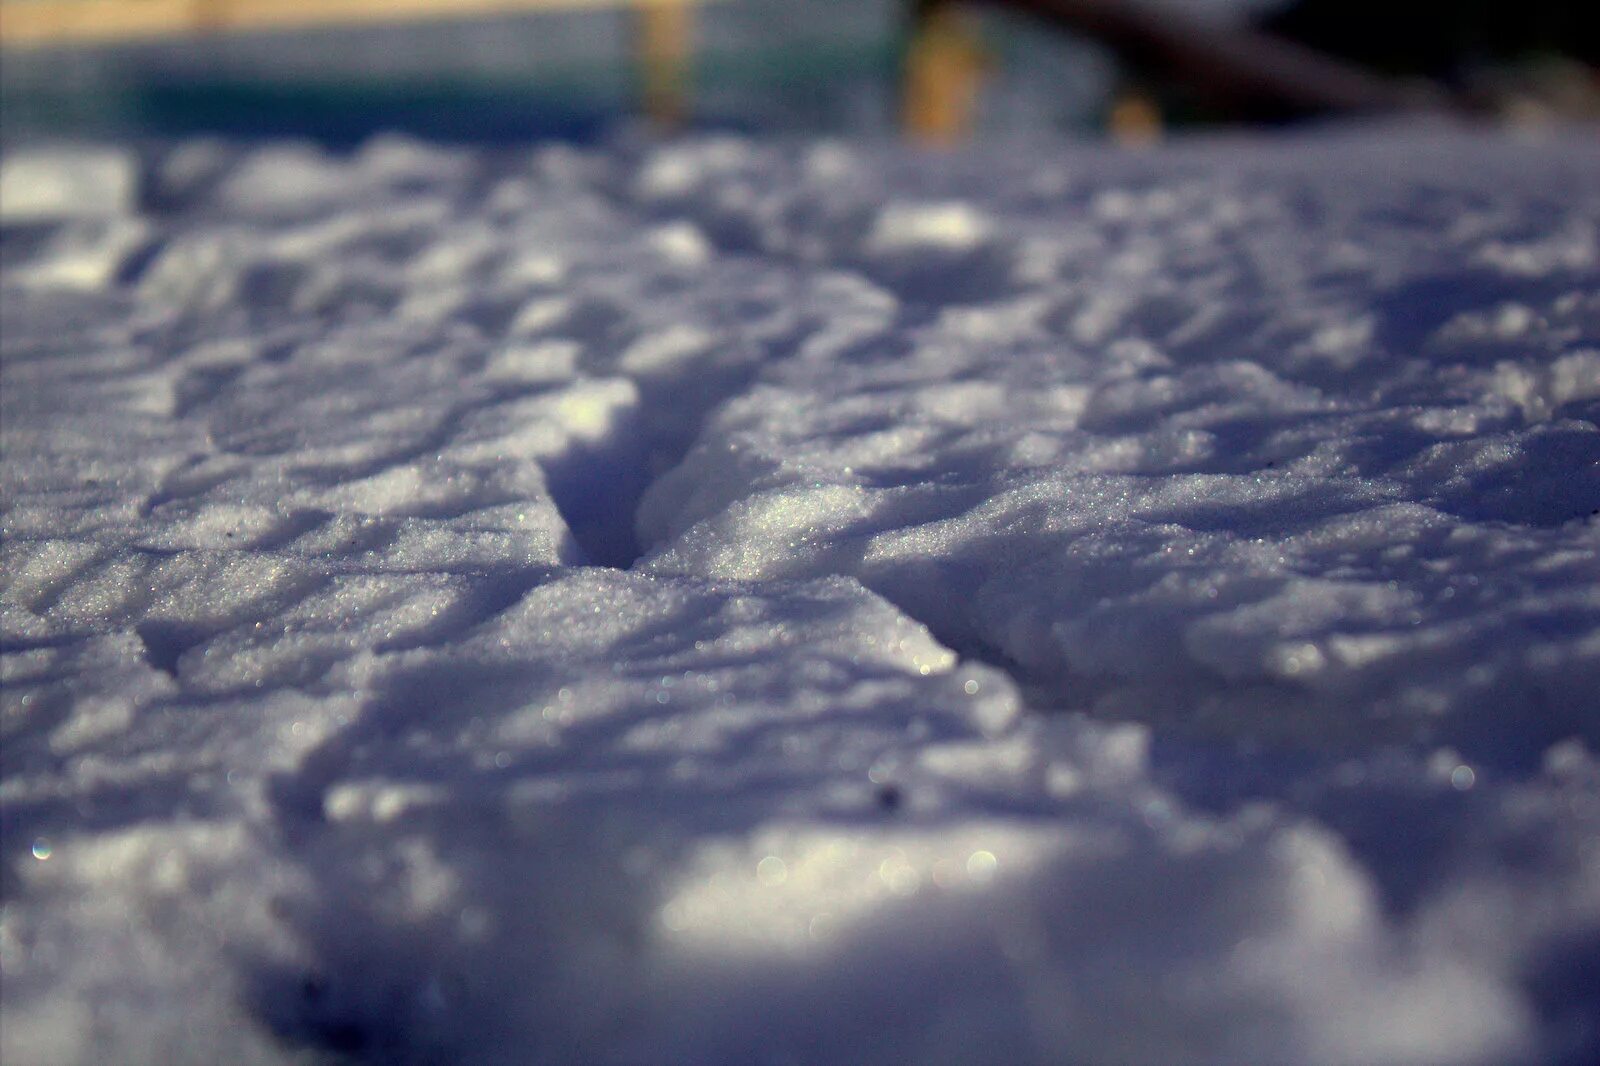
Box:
(3, 125), (1599, 1065)
(0, 149), (136, 222)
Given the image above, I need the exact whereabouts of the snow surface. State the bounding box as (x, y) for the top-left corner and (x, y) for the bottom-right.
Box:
(3, 127), (1599, 1065)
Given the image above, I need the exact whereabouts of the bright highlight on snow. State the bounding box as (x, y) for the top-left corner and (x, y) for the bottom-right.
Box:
(2, 126), (1598, 1065)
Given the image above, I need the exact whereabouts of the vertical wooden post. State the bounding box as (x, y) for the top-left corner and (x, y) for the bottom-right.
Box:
(1107, 87), (1162, 144)
(638, 0), (691, 129)
(902, 0), (988, 146)
(193, 0), (227, 34)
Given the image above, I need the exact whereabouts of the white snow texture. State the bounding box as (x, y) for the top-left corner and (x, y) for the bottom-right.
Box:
(3, 127), (1599, 1065)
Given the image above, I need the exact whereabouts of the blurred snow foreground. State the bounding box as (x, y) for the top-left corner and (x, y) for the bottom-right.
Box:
(2, 125), (1599, 1065)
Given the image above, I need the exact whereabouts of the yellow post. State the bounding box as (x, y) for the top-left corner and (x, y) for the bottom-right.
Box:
(902, 1), (988, 146)
(638, 0), (691, 129)
(1108, 88), (1162, 146)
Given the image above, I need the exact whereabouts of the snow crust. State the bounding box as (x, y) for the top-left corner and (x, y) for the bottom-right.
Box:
(3, 127), (1599, 1064)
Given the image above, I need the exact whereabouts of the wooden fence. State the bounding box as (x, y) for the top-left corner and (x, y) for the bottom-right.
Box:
(0, 0), (707, 123)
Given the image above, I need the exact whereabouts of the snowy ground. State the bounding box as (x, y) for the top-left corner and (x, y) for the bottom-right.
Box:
(2, 125), (1599, 1064)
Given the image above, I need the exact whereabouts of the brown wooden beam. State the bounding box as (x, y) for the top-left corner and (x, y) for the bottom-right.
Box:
(976, 0), (1456, 116)
(0, 0), (715, 48)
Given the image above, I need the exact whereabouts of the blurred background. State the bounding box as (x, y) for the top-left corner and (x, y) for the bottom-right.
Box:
(1, 0), (1596, 146)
